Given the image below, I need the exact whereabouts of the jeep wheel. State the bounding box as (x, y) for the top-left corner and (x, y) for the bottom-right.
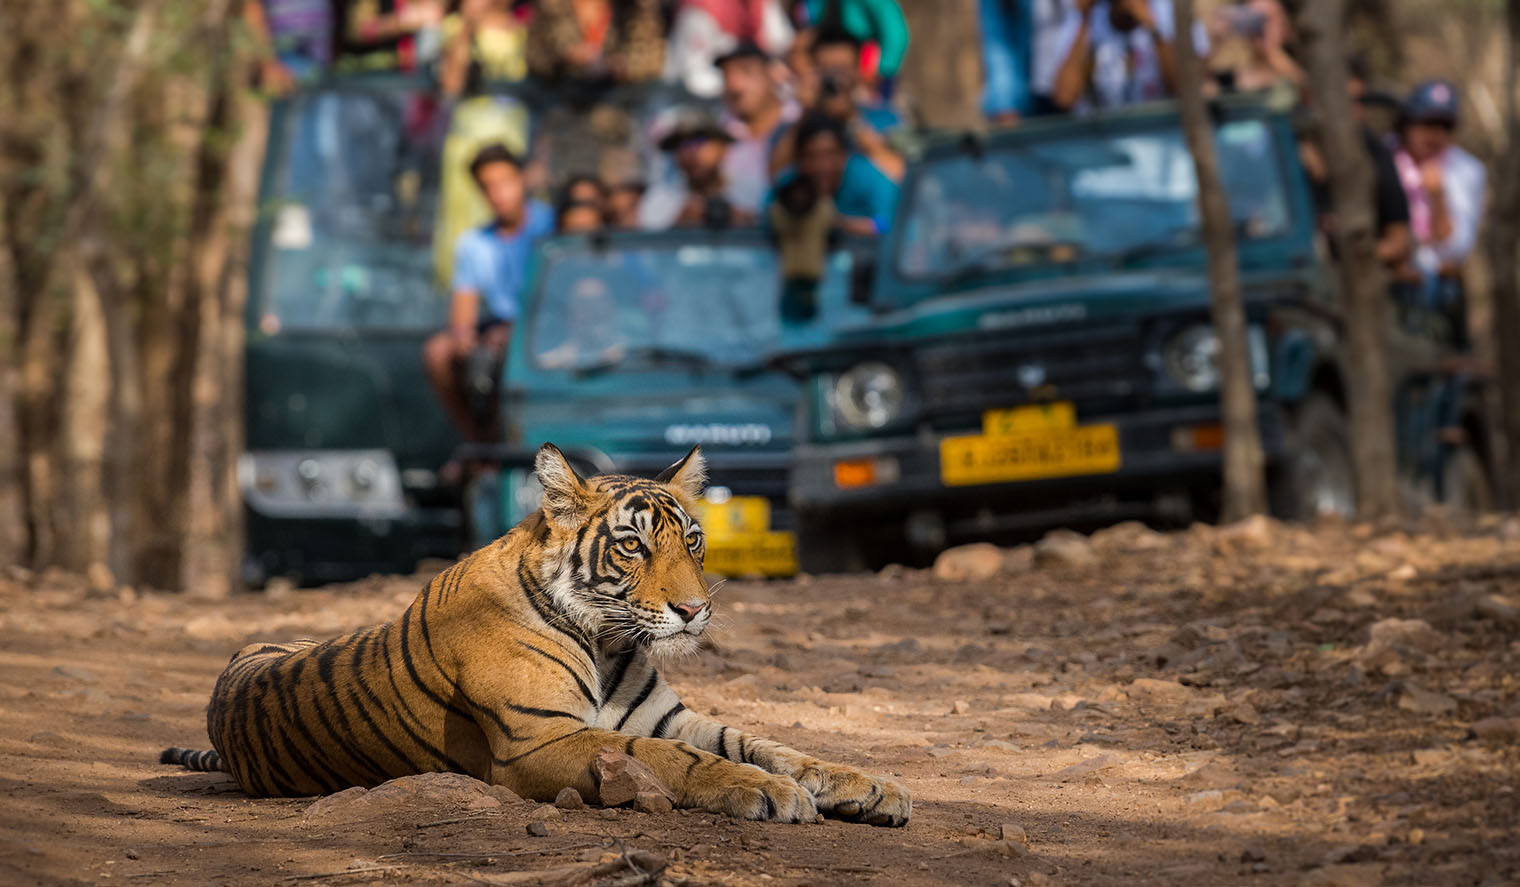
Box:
(1275, 393), (1356, 521)
(1441, 443), (1494, 515)
(796, 512), (906, 575)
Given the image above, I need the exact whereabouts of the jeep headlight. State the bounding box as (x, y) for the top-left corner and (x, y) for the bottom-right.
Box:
(1162, 325), (1269, 392)
(239, 450), (406, 519)
(831, 362), (904, 431)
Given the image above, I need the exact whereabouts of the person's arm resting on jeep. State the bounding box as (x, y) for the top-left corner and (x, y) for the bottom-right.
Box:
(448, 231), (490, 352)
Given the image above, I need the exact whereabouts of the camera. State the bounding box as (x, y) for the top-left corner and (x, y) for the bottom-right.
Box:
(703, 195), (734, 230)
(777, 176), (819, 218)
(820, 72), (844, 101)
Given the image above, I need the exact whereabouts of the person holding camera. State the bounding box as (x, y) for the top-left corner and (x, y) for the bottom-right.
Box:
(1049, 0), (1207, 113)
(637, 109), (756, 230)
(770, 26), (904, 182)
(766, 113), (897, 320)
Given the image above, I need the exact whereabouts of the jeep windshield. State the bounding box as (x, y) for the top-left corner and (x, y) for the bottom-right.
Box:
(527, 242), (784, 373)
(895, 118), (1292, 282)
(253, 83), (445, 332)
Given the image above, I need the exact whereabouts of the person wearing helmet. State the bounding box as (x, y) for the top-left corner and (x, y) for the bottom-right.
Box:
(1392, 79), (1486, 349)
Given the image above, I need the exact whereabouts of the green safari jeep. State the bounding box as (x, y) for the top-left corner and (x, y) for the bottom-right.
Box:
(780, 99), (1495, 572)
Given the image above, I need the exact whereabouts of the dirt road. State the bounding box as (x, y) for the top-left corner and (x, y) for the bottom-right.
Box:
(1, 516), (1517, 886)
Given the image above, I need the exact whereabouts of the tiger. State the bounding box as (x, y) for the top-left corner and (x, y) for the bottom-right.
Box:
(161, 443), (910, 826)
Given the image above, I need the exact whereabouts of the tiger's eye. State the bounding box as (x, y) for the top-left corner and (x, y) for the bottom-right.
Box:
(686, 532), (700, 547)
(620, 537), (641, 554)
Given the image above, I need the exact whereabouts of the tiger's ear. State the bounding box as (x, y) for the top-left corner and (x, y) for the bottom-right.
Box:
(655, 445), (707, 501)
(536, 443), (591, 529)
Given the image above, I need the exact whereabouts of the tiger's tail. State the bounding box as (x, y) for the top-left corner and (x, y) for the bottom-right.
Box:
(159, 747), (227, 772)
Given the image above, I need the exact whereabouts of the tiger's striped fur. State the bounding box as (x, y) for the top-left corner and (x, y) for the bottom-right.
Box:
(162, 444), (910, 826)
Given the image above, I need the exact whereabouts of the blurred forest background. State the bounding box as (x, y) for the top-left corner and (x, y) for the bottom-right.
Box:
(0, 0), (1514, 595)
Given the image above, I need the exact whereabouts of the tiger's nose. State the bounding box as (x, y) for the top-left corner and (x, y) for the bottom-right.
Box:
(670, 601), (706, 623)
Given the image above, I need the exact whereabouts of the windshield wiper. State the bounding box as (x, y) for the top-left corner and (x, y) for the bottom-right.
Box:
(1109, 224), (1201, 267)
(935, 233), (1083, 287)
(574, 345), (717, 378)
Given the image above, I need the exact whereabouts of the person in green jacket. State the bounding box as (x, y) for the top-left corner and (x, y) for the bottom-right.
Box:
(798, 0), (908, 81)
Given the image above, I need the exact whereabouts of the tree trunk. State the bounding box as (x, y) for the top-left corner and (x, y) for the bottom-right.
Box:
(1490, 0), (1520, 507)
(179, 0), (242, 597)
(897, 0), (982, 130)
(1292, 0), (1401, 518)
(62, 263), (112, 574)
(1172, 0), (1268, 522)
(0, 196), (27, 566)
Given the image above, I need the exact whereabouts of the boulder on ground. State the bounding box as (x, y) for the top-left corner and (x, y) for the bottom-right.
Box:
(932, 543), (1005, 582)
(1033, 530), (1097, 569)
(303, 772), (519, 819)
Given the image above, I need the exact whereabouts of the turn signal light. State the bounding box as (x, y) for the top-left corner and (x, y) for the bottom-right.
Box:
(834, 459), (877, 489)
(1171, 423), (1224, 452)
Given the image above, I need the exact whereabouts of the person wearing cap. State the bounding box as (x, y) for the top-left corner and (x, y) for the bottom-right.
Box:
(637, 110), (756, 230)
(1392, 79), (1486, 348)
(665, 0), (795, 98)
(717, 40), (800, 214)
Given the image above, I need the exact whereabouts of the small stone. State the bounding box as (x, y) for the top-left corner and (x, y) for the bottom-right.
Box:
(1386, 564), (1418, 581)
(950, 700), (971, 715)
(1475, 593), (1520, 625)
(632, 791), (674, 815)
(1298, 863), (1383, 887)
(1214, 514), (1279, 550)
(264, 577), (297, 599)
(530, 804), (562, 821)
(1363, 618), (1444, 657)
(525, 821), (550, 837)
(1469, 716), (1520, 742)
(87, 562), (116, 595)
(1033, 529), (1097, 569)
(932, 543), (1005, 582)
(1411, 748), (1453, 767)
(599, 808), (619, 820)
(1052, 754), (1117, 781)
(52, 665), (100, 683)
(1396, 683), (1457, 716)
(999, 823), (1028, 846)
(124, 850), (140, 861)
(554, 787), (585, 810)
(594, 749), (675, 807)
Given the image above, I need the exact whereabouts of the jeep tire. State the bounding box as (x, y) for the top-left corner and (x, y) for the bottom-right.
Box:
(1274, 393), (1356, 521)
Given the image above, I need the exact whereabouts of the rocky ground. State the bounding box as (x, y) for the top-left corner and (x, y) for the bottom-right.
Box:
(1, 514), (1518, 887)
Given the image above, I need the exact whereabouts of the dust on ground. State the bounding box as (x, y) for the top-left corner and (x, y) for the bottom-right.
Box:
(1, 515), (1517, 887)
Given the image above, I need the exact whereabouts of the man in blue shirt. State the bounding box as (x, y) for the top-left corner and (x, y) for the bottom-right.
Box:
(423, 143), (554, 443)
(769, 113), (898, 237)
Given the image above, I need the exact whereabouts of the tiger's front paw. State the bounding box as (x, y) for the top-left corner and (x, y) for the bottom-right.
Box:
(701, 770), (818, 823)
(793, 761), (912, 827)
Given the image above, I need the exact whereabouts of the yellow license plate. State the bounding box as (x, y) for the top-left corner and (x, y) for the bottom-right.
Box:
(693, 496), (771, 537)
(941, 406), (1121, 486)
(703, 531), (798, 578)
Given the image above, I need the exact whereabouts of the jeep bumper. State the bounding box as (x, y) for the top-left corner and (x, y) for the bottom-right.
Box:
(791, 403), (1287, 542)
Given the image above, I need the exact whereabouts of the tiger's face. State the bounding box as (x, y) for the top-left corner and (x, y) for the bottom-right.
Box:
(535, 444), (713, 658)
